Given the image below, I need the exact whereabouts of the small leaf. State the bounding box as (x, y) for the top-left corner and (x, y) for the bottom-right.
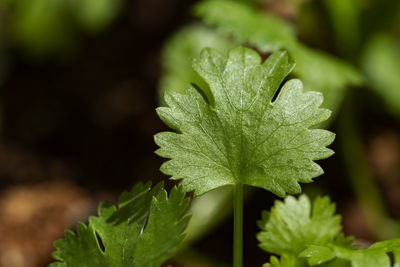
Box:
(50, 182), (191, 267)
(299, 245), (335, 265)
(301, 237), (400, 267)
(259, 194), (400, 266)
(257, 195), (341, 256)
(263, 254), (298, 267)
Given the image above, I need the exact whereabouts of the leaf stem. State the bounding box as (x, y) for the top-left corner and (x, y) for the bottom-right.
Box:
(233, 183), (243, 267)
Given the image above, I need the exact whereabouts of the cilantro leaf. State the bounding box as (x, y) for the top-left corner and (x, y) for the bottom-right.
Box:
(258, 194), (400, 267)
(50, 182), (191, 267)
(258, 195), (400, 267)
(195, 0), (362, 113)
(155, 46), (334, 197)
(299, 245), (336, 265)
(264, 252), (350, 267)
(263, 254), (298, 267)
(300, 239), (400, 267)
(257, 195), (341, 256)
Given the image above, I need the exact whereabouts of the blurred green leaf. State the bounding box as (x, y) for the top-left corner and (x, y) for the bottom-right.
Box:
(360, 0), (400, 37)
(10, 0), (73, 55)
(291, 44), (362, 115)
(70, 0), (122, 33)
(159, 25), (234, 103)
(323, 0), (361, 58)
(2, 0), (123, 56)
(195, 0), (363, 115)
(195, 0), (297, 51)
(362, 34), (400, 116)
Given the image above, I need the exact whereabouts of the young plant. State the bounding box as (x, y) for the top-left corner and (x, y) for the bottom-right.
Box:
(47, 1), (400, 266)
(258, 194), (400, 267)
(155, 46), (335, 266)
(49, 44), (400, 266)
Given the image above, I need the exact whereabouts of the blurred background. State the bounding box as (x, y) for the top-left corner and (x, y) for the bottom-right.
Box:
(0, 0), (399, 266)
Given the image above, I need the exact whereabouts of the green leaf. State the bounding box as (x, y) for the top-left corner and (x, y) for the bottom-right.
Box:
(264, 252), (349, 267)
(263, 254), (298, 267)
(300, 237), (400, 267)
(10, 0), (74, 55)
(195, 0), (362, 113)
(323, 0), (361, 58)
(51, 182), (191, 267)
(362, 33), (400, 117)
(4, 0), (122, 56)
(257, 194), (400, 267)
(257, 195), (341, 256)
(299, 245), (335, 265)
(194, 0), (296, 53)
(70, 0), (122, 33)
(155, 46), (334, 197)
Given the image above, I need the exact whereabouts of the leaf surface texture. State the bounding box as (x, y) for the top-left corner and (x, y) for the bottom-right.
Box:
(156, 46), (334, 196)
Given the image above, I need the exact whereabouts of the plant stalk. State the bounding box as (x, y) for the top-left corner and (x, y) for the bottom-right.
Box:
(233, 183), (243, 267)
